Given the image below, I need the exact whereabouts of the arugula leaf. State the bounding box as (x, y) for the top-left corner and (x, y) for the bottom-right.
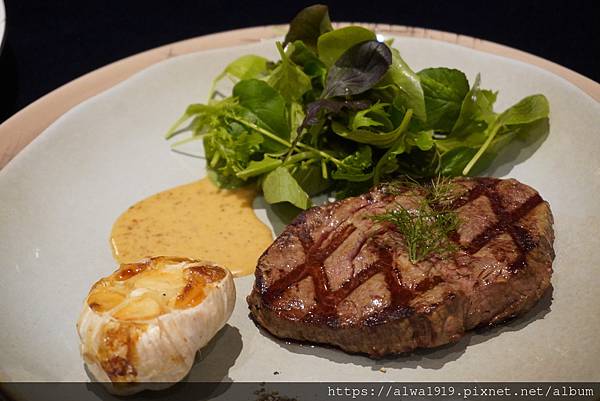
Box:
(417, 68), (469, 132)
(317, 26), (376, 67)
(407, 130), (435, 151)
(331, 145), (373, 182)
(165, 100), (236, 140)
(351, 102), (390, 130)
(203, 124), (263, 189)
(262, 167), (311, 209)
(268, 42), (313, 103)
(284, 4), (333, 51)
(322, 40), (392, 98)
(331, 119), (408, 148)
(377, 48), (426, 122)
(233, 79), (290, 150)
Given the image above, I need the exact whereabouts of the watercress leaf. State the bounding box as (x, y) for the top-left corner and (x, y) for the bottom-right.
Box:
(417, 68), (469, 132)
(284, 4), (333, 51)
(323, 40), (392, 98)
(332, 145), (374, 182)
(451, 74), (497, 137)
(267, 42), (313, 103)
(292, 162), (331, 196)
(233, 79), (290, 149)
(377, 48), (426, 122)
(262, 166), (311, 209)
(317, 26), (376, 67)
(236, 155), (282, 180)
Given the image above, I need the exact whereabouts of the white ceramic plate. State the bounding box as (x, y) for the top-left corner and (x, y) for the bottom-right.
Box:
(1, 34), (599, 385)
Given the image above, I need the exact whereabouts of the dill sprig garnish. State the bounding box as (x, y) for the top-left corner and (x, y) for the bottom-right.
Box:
(372, 177), (460, 263)
(426, 175), (460, 208)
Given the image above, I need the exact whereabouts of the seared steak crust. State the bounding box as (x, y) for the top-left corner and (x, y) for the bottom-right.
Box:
(247, 177), (554, 357)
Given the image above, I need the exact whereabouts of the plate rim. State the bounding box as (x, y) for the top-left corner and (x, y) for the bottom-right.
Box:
(0, 22), (598, 172)
(1, 21), (600, 386)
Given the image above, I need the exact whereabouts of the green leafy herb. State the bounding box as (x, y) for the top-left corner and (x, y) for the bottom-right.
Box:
(232, 79), (290, 150)
(376, 48), (427, 122)
(372, 177), (459, 263)
(209, 55), (269, 99)
(417, 68), (469, 132)
(165, 4), (550, 210)
(267, 42), (312, 103)
(372, 204), (458, 263)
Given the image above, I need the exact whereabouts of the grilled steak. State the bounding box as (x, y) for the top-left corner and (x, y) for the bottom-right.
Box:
(247, 177), (555, 357)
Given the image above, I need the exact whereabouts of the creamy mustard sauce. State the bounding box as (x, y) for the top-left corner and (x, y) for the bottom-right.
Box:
(110, 178), (273, 277)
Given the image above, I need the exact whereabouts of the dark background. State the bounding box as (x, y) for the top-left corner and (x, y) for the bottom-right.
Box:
(0, 0), (598, 122)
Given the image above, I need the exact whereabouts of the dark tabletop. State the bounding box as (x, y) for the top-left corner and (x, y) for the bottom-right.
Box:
(0, 0), (598, 123)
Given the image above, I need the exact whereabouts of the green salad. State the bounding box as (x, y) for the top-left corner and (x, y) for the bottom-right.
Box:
(166, 4), (549, 210)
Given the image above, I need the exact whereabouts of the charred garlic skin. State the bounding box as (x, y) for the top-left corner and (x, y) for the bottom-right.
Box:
(76, 257), (235, 394)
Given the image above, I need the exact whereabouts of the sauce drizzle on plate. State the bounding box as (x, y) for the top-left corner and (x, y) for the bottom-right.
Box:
(110, 178), (273, 276)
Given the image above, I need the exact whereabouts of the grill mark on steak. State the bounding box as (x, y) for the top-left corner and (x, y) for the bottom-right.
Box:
(248, 177), (554, 357)
(454, 179), (543, 273)
(263, 224), (357, 305)
(507, 225), (538, 272)
(415, 275), (444, 292)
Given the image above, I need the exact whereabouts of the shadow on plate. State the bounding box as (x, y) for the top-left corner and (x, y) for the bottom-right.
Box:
(255, 286), (553, 372)
(85, 324), (242, 401)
